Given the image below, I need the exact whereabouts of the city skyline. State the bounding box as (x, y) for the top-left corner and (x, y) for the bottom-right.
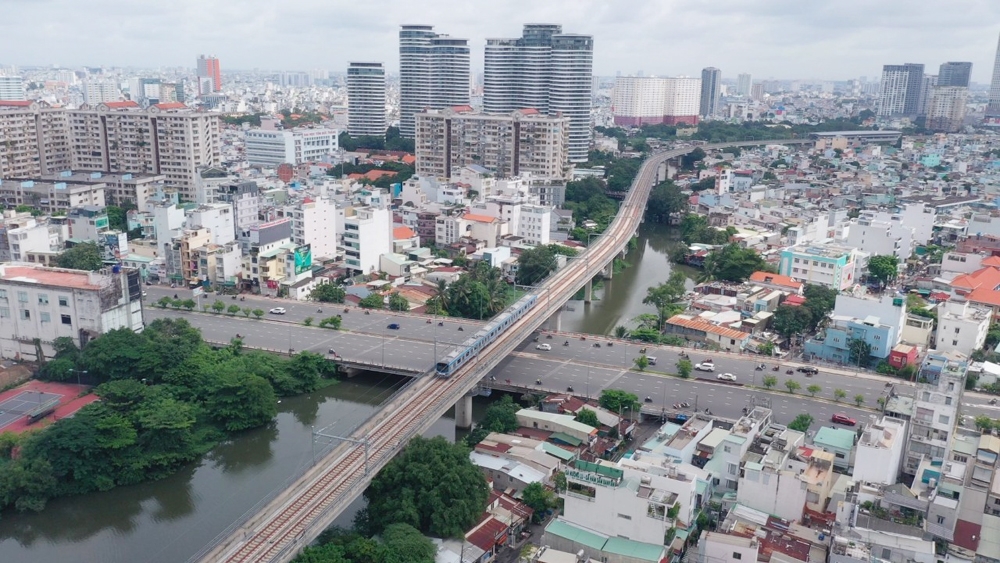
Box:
(2, 0), (1000, 82)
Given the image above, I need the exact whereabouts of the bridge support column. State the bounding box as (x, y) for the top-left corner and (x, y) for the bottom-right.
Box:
(604, 261), (614, 280)
(584, 279), (593, 303)
(455, 394), (473, 429)
(552, 310), (562, 332)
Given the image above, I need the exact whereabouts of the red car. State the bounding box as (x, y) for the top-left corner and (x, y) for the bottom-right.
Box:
(831, 413), (857, 426)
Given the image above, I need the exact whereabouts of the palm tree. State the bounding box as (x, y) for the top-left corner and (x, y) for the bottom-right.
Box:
(614, 325), (629, 338)
(697, 253), (719, 283)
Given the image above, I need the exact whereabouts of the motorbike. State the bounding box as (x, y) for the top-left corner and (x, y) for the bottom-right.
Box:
(566, 386), (574, 392)
(580, 336), (586, 341)
(991, 398), (998, 406)
(705, 408), (712, 415)
(317, 309), (323, 313)
(607, 342), (613, 347)
(593, 343), (601, 348)
(232, 295), (237, 300)
(235, 333), (242, 339)
(640, 347), (647, 354)
(644, 396), (652, 403)
(534, 337), (539, 342)
(365, 311), (370, 315)
(344, 308), (349, 313)
(772, 366), (779, 371)
(786, 369), (794, 375)
(536, 379), (542, 385)
(755, 364), (765, 371)
(563, 341), (569, 346)
(458, 327), (464, 331)
(328, 348), (336, 355)
(174, 293), (179, 299)
(546, 334), (553, 339)
(678, 352), (688, 358)
(438, 322), (444, 326)
(426, 319), (432, 324)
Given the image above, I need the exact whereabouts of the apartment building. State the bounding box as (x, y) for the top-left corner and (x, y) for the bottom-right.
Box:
(398, 25), (470, 139)
(901, 352), (966, 475)
(0, 179), (107, 215)
(164, 228), (212, 285)
(342, 204), (392, 274)
(779, 242), (864, 291)
(187, 203), (235, 246)
(851, 417), (907, 486)
(0, 76), (25, 101)
(244, 126), (339, 166)
(804, 293), (907, 363)
(0, 263), (144, 361)
(935, 300), (990, 356)
(213, 181), (260, 235)
(6, 170), (166, 209)
(0, 101), (72, 178)
(612, 76), (701, 126)
(346, 62), (386, 137)
(282, 197), (338, 260)
(927, 86), (969, 133)
(414, 106), (570, 181)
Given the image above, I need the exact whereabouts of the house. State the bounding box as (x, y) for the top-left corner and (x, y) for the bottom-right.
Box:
(663, 314), (751, 352)
(888, 344), (918, 369)
(813, 426), (856, 472)
(516, 410), (598, 447)
(749, 271), (804, 295)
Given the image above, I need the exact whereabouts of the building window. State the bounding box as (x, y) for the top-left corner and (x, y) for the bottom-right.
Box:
(61, 314), (72, 325)
(0, 289), (6, 299)
(0, 307), (8, 318)
(59, 296), (69, 307)
(20, 310), (30, 320)
(17, 291), (28, 302)
(617, 514), (632, 520)
(38, 294), (49, 305)
(40, 312), (50, 323)
(937, 515), (945, 525)
(733, 553), (743, 560)
(955, 327), (961, 334)
(939, 415), (950, 425)
(952, 340), (958, 346)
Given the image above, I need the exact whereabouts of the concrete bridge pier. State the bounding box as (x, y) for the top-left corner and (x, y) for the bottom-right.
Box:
(603, 261), (614, 280)
(454, 394), (473, 429)
(584, 279), (593, 303)
(551, 310), (562, 332)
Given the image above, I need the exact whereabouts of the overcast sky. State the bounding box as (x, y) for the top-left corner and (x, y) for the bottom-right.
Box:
(3, 0), (1000, 83)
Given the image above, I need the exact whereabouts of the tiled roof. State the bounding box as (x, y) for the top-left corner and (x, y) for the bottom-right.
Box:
(104, 101), (139, 109)
(463, 213), (497, 223)
(0, 100), (33, 107)
(665, 314), (751, 340)
(153, 102), (186, 110)
(749, 271), (803, 290)
(392, 226), (416, 239)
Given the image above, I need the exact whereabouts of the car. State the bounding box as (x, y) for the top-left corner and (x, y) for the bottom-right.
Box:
(831, 413), (857, 426)
(387, 323), (401, 330)
(647, 356), (657, 365)
(695, 362), (715, 372)
(797, 366), (819, 375)
(717, 373), (737, 382)
(269, 307), (286, 315)
(536, 343), (552, 351)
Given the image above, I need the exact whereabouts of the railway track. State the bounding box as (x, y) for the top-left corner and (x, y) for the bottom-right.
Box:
(200, 140), (796, 563)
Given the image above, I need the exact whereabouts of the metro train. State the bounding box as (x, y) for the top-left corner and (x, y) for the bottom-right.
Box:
(435, 293), (538, 377)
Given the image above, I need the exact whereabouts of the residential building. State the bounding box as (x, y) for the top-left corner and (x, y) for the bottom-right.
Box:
(736, 73), (752, 97)
(926, 86), (968, 133)
(194, 241), (242, 289)
(804, 293), (907, 364)
(843, 211), (914, 260)
(164, 227), (211, 285)
(414, 106), (570, 181)
(813, 426), (857, 472)
(988, 32), (1000, 123)
(902, 352), (966, 475)
(0, 101), (72, 178)
(662, 314), (751, 352)
(484, 24), (593, 162)
(0, 76), (25, 100)
(612, 76), (701, 126)
(747, 271), (803, 294)
(0, 263), (144, 361)
(699, 67), (721, 118)
(284, 197), (338, 260)
(67, 206), (110, 241)
(4, 219), (56, 263)
(346, 62), (386, 137)
(196, 55), (222, 93)
(737, 446), (833, 522)
(83, 80), (121, 104)
(244, 127), (339, 166)
(239, 218), (293, 292)
(779, 242), (864, 291)
(342, 203), (392, 274)
(517, 204), (552, 246)
(541, 519), (666, 563)
(213, 181), (260, 235)
(398, 25), (470, 139)
(935, 300), (990, 356)
(938, 62), (972, 88)
(698, 532), (759, 563)
(877, 64), (924, 117)
(469, 450), (547, 494)
(852, 416), (907, 485)
(0, 179), (107, 215)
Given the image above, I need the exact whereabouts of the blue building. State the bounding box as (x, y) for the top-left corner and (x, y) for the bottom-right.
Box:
(804, 294), (906, 364)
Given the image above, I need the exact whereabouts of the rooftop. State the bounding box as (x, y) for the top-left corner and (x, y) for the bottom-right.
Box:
(0, 264), (103, 290)
(813, 426), (856, 451)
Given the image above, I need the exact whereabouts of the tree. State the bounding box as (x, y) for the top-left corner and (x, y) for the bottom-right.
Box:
(303, 316), (314, 326)
(802, 284), (838, 329)
(681, 147), (706, 170)
(848, 338), (872, 367)
(762, 375), (777, 389)
(521, 482), (557, 523)
(806, 384), (822, 397)
(614, 325), (629, 338)
(211, 299), (226, 314)
(318, 316), (342, 330)
(575, 408), (600, 428)
(854, 394), (865, 407)
(599, 389), (639, 412)
(975, 415), (994, 432)
(388, 292), (409, 312)
(700, 244), (770, 283)
(834, 388), (847, 402)
(56, 242), (103, 271)
(360, 436), (488, 537)
(516, 245), (560, 286)
(788, 414), (814, 432)
(553, 471), (567, 493)
(867, 255), (900, 291)
(226, 304), (241, 316)
(242, 307), (252, 317)
(634, 354), (649, 371)
(676, 359), (692, 379)
(757, 341), (775, 356)
(204, 370), (278, 432)
(646, 181), (688, 223)
(182, 299), (196, 311)
(157, 296), (172, 308)
(252, 309), (264, 319)
(643, 271), (688, 329)
(79, 327), (154, 383)
(310, 283), (346, 303)
(359, 293), (384, 309)
(784, 379), (801, 394)
(380, 523), (437, 563)
(771, 305), (813, 342)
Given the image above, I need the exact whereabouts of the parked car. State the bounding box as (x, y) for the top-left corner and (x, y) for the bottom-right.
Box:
(797, 366), (819, 375)
(831, 413), (857, 426)
(717, 373), (737, 382)
(269, 307), (286, 315)
(536, 343), (552, 351)
(387, 323), (401, 330)
(695, 362), (715, 372)
(647, 356), (657, 365)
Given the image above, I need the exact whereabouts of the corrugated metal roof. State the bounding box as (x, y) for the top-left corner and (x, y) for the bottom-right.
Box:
(544, 518), (606, 551)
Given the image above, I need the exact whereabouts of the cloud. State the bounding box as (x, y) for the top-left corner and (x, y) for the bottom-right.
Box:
(0, 0), (998, 82)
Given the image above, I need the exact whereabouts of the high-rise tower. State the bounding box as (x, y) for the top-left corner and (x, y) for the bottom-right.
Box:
(699, 67), (721, 118)
(196, 55), (222, 93)
(347, 62), (387, 137)
(877, 63), (924, 117)
(937, 62), (972, 88)
(987, 33), (1000, 123)
(736, 73), (752, 97)
(398, 25), (470, 139)
(483, 24), (594, 162)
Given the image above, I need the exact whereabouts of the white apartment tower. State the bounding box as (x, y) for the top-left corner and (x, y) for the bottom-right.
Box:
(484, 24), (593, 162)
(83, 81), (121, 105)
(346, 62), (386, 137)
(0, 76), (26, 101)
(342, 203), (392, 275)
(927, 86), (969, 133)
(0, 101), (72, 178)
(612, 76), (701, 126)
(288, 197), (338, 260)
(398, 25), (471, 139)
(736, 73), (752, 97)
(877, 63), (924, 117)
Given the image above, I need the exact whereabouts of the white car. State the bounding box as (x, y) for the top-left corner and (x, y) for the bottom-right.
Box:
(536, 343), (552, 351)
(269, 307), (286, 315)
(717, 373), (737, 382)
(695, 362), (715, 372)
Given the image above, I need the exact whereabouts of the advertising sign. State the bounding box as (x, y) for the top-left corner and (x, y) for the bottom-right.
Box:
(294, 244), (312, 275)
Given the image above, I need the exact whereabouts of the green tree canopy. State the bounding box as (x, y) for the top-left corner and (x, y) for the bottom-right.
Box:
(701, 243), (770, 282)
(358, 293), (384, 309)
(516, 244), (577, 286)
(788, 414), (814, 432)
(360, 436), (488, 538)
(388, 292), (409, 312)
(56, 242), (103, 271)
(311, 284), (346, 303)
(599, 389), (639, 412)
(867, 255), (900, 290)
(646, 181), (688, 224)
(679, 214), (736, 245)
(521, 482), (557, 523)
(772, 304), (813, 341)
(575, 408), (600, 427)
(643, 270), (688, 328)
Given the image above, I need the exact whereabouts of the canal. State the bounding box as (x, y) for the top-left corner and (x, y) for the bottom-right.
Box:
(545, 221), (696, 335)
(0, 373), (488, 563)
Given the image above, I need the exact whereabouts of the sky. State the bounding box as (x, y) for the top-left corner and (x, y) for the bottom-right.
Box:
(2, 0), (1000, 83)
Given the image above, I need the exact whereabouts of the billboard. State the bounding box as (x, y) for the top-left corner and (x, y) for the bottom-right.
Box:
(294, 245), (312, 275)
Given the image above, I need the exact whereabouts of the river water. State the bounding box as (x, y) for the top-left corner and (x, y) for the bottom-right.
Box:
(0, 222), (683, 562)
(545, 221), (695, 335)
